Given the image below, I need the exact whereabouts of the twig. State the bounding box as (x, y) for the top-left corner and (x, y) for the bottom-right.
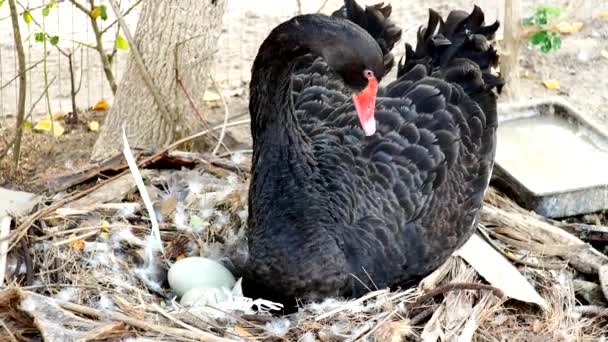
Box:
(407, 283), (505, 309)
(0, 319), (18, 342)
(107, 0), (172, 120)
(151, 303), (213, 338)
(8, 171), (125, 252)
(100, 0), (143, 35)
(20, 238), (33, 286)
(0, 135), (18, 161)
(0, 0), (66, 21)
(477, 225), (565, 270)
(315, 289), (390, 321)
(140, 119), (251, 167)
(210, 75), (231, 155)
(26, 76), (57, 123)
(409, 306), (437, 326)
(176, 78), (209, 126)
(316, 0), (331, 13)
(52, 230), (99, 247)
(481, 204), (608, 274)
(0, 59), (45, 91)
(68, 0), (118, 94)
(67, 52), (79, 123)
(7, 0), (27, 171)
(57, 300), (238, 342)
(175, 78), (228, 153)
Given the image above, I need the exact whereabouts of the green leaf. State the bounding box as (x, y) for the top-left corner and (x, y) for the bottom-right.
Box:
(42, 5), (50, 16)
(115, 34), (129, 50)
(536, 11), (548, 26)
(101, 5), (108, 20)
(49, 0), (57, 8)
(91, 5), (108, 20)
(23, 10), (33, 24)
(521, 17), (534, 26)
(551, 32), (562, 50)
(50, 35), (59, 46)
(530, 31), (548, 45)
(0, 0), (5, 7)
(34, 32), (45, 42)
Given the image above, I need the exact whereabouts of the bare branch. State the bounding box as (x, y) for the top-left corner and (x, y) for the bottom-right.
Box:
(100, 0), (143, 35)
(7, 0), (28, 170)
(68, 0), (118, 94)
(210, 75), (231, 155)
(0, 59), (45, 91)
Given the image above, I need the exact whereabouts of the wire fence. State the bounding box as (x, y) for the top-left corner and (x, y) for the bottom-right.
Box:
(3, 0), (580, 121)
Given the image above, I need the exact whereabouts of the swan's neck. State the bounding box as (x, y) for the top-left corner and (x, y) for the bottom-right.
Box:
(248, 18), (318, 184)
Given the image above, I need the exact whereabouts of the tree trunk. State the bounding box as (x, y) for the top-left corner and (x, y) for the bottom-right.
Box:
(91, 0), (226, 161)
(500, 0), (522, 99)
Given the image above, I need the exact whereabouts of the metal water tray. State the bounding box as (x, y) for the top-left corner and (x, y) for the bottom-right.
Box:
(491, 97), (608, 218)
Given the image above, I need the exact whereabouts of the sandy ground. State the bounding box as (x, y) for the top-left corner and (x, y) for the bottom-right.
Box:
(1, 0), (608, 190)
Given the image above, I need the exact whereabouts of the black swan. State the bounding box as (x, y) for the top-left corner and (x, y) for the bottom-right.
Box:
(242, 3), (503, 310)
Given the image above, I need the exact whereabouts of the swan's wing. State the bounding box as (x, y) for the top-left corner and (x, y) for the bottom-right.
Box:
(305, 58), (498, 286)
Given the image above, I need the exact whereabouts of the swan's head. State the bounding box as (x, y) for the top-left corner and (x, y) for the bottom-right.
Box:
(321, 36), (384, 137)
(351, 69), (379, 136)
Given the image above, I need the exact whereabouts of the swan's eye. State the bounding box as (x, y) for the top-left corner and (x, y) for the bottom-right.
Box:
(363, 70), (374, 79)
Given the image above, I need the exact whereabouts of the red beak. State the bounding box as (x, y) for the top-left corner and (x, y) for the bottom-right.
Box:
(352, 75), (378, 136)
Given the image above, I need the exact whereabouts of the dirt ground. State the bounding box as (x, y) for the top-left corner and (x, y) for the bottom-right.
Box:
(1, 0), (608, 193)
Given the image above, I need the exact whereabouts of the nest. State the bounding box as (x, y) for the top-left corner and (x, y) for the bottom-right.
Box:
(1, 149), (608, 342)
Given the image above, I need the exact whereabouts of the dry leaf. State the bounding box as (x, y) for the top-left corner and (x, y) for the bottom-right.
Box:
(93, 99), (109, 111)
(455, 234), (548, 310)
(554, 22), (583, 34)
(69, 234), (86, 250)
(52, 111), (66, 120)
(100, 220), (111, 237)
(160, 195), (177, 217)
(34, 119), (65, 137)
(543, 79), (560, 90)
(203, 90), (221, 103)
(233, 325), (254, 337)
(88, 121), (100, 132)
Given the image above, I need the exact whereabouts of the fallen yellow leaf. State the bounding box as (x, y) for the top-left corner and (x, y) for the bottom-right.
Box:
(23, 120), (32, 130)
(33, 119), (65, 137)
(203, 90), (221, 103)
(51, 111), (66, 120)
(543, 79), (560, 91)
(69, 234), (86, 250)
(554, 22), (583, 34)
(93, 99), (109, 111)
(88, 121), (100, 132)
(233, 325), (254, 337)
(100, 220), (111, 234)
(176, 254), (186, 261)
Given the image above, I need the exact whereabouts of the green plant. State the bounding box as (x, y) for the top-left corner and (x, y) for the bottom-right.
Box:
(522, 5), (563, 53)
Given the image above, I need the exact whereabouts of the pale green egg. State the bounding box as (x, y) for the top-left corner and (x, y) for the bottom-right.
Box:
(168, 257), (236, 297)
